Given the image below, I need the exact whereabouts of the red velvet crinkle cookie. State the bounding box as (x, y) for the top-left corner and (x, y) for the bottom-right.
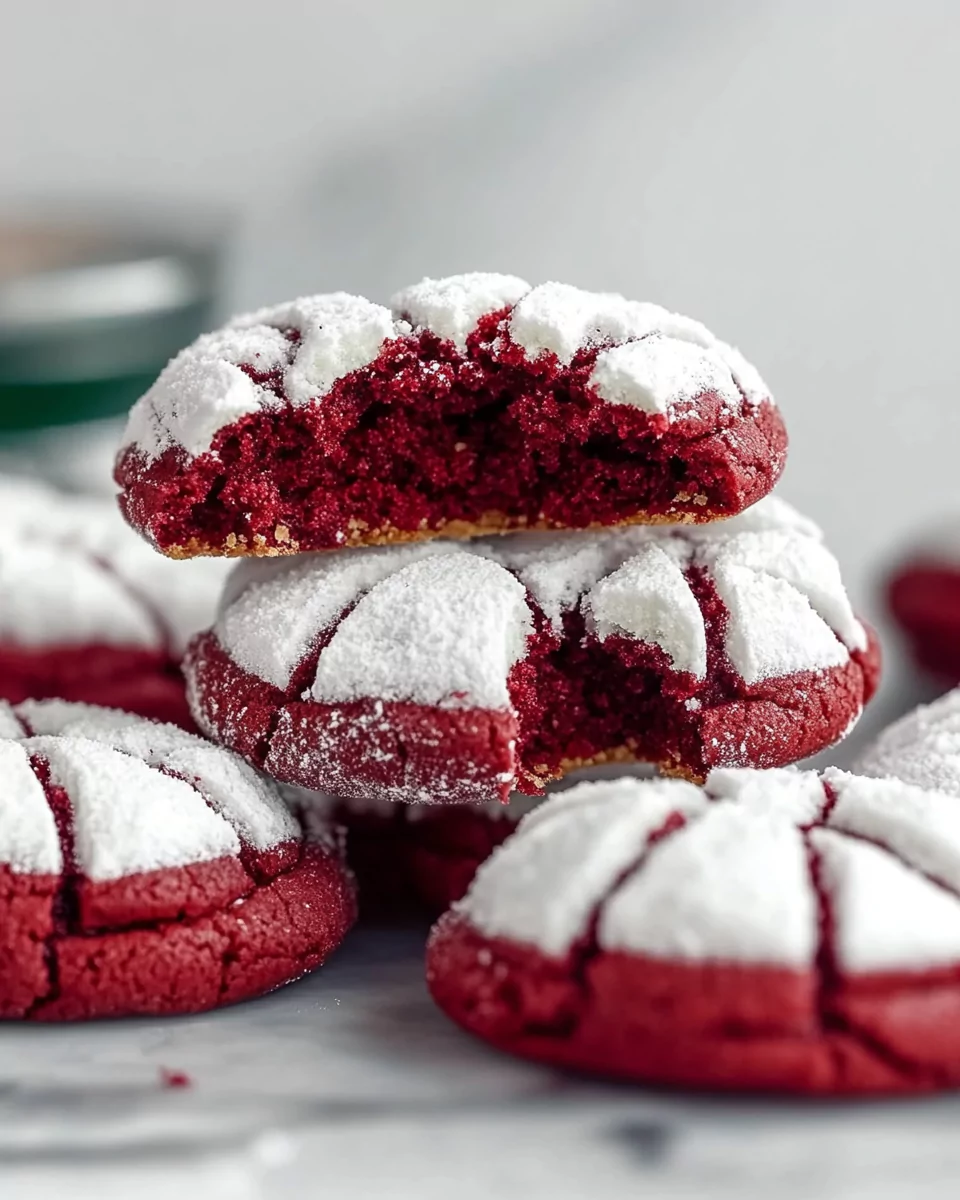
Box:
(428, 766), (960, 1094)
(0, 699), (355, 1020)
(186, 496), (880, 802)
(0, 476), (228, 726)
(886, 530), (960, 682)
(115, 273), (787, 558)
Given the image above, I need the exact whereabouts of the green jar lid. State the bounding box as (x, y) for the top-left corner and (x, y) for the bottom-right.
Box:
(0, 213), (225, 432)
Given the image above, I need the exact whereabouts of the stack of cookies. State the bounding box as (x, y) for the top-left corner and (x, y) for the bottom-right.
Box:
(115, 274), (878, 913)
(14, 271), (960, 1094)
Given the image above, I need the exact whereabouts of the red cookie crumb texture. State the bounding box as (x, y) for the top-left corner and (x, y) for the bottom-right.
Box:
(186, 498), (879, 802)
(427, 766), (960, 1095)
(0, 476), (228, 728)
(888, 555), (960, 682)
(115, 274), (786, 557)
(0, 699), (355, 1020)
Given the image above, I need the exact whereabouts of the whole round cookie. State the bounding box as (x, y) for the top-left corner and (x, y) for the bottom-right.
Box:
(0, 699), (355, 1020)
(115, 273), (787, 558)
(886, 527), (960, 682)
(0, 476), (228, 726)
(186, 496), (880, 802)
(428, 766), (960, 1094)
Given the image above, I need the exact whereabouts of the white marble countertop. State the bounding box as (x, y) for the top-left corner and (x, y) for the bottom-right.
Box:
(3, 922), (960, 1200)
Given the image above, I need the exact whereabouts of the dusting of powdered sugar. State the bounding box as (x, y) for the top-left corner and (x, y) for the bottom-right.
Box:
(507, 284), (712, 364)
(122, 325), (289, 460)
(121, 273), (772, 464)
(704, 766), (828, 824)
(0, 740), (62, 875)
(699, 521), (865, 685)
(0, 700), (26, 739)
(583, 543), (707, 676)
(232, 293), (398, 405)
(485, 526), (657, 629)
(599, 803), (816, 965)
(212, 493), (860, 695)
(15, 700), (299, 851)
(124, 294), (399, 461)
(457, 777), (707, 957)
(311, 552), (533, 710)
(456, 763), (960, 974)
(825, 768), (960, 894)
(854, 689), (960, 798)
(217, 543), (454, 690)
(27, 735), (239, 881)
(0, 541), (157, 649)
(811, 827), (960, 971)
(391, 273), (530, 349)
(588, 335), (743, 416)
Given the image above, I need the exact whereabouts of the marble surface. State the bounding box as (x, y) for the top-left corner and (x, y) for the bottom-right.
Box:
(3, 922), (960, 1200)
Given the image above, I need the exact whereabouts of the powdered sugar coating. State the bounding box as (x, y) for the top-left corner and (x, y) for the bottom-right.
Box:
(855, 688), (960, 797)
(211, 495), (862, 700)
(0, 740), (61, 875)
(454, 764), (960, 973)
(717, 342), (769, 407)
(689, 493), (821, 541)
(707, 529), (866, 653)
(233, 293), (397, 406)
(825, 768), (960, 893)
(15, 699), (299, 852)
(705, 766), (827, 824)
(391, 273), (530, 349)
(311, 553), (533, 710)
(508, 284), (711, 364)
(121, 273), (772, 465)
(29, 735), (239, 881)
(703, 525), (867, 685)
(584, 543), (707, 676)
(0, 475), (229, 654)
(811, 829), (960, 972)
(600, 805), (816, 964)
(588, 335), (743, 417)
(218, 544), (451, 690)
(712, 562), (850, 684)
(0, 700), (26, 739)
(121, 327), (287, 461)
(459, 778), (706, 957)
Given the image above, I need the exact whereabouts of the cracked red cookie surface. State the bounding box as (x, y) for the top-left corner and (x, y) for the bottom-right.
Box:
(427, 764), (960, 1095)
(886, 528), (960, 682)
(115, 273), (787, 558)
(185, 496), (880, 802)
(0, 477), (228, 727)
(0, 699), (355, 1020)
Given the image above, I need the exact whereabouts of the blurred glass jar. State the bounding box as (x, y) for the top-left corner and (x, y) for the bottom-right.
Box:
(0, 208), (225, 433)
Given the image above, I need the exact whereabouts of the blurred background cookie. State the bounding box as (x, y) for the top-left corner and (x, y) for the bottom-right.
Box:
(0, 475), (228, 725)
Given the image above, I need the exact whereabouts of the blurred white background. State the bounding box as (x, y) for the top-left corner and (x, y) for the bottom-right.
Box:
(5, 0), (960, 733)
